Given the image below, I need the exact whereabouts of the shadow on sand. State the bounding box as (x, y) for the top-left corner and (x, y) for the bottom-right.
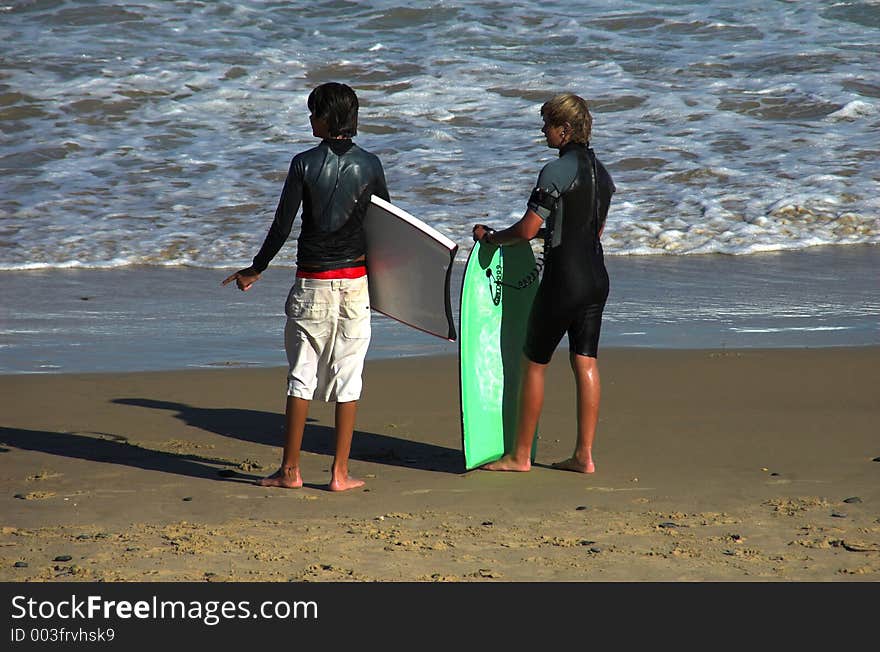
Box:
(112, 398), (464, 475)
(0, 426), (259, 484)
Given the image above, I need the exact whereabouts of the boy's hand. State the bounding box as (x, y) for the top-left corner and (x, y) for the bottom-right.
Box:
(472, 224), (493, 243)
(222, 267), (261, 291)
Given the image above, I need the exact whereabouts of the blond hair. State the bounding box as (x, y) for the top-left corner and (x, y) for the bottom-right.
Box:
(540, 93), (592, 144)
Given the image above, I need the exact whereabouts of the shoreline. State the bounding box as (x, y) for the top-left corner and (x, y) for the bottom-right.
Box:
(2, 245), (878, 375)
(3, 342), (879, 379)
(2, 347), (878, 581)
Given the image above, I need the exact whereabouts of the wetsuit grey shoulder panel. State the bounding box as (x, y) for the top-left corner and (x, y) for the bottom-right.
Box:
(527, 153), (580, 220)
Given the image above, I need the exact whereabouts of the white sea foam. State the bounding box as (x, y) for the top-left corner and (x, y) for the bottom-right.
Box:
(729, 326), (854, 334)
(828, 99), (877, 120)
(1, 0), (878, 268)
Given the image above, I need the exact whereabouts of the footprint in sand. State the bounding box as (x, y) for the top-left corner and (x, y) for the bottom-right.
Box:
(26, 471), (63, 482)
(584, 486), (653, 492)
(401, 488), (472, 495)
(73, 431), (128, 443)
(14, 491), (56, 500)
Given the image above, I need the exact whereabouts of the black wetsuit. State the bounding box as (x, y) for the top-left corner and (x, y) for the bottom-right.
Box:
(524, 142), (616, 363)
(251, 139), (389, 273)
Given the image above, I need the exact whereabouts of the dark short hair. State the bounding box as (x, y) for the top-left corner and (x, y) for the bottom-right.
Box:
(307, 82), (358, 138)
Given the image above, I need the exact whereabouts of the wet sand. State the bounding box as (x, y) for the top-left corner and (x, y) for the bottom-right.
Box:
(1, 348), (878, 581)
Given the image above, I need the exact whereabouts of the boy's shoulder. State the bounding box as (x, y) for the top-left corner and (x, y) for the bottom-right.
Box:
(347, 143), (386, 175)
(289, 143), (323, 169)
(537, 152), (577, 190)
(350, 141), (382, 162)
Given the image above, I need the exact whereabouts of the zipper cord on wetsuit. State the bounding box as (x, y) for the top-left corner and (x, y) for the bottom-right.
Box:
(589, 149), (601, 252)
(317, 146), (342, 226)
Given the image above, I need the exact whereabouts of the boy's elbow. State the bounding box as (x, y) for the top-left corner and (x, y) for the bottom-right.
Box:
(517, 221), (542, 241)
(524, 226), (542, 241)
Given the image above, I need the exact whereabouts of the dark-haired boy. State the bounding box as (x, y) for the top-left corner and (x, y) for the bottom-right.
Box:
(223, 82), (389, 491)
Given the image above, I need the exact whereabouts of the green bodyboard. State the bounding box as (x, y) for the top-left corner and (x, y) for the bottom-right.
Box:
(460, 240), (540, 470)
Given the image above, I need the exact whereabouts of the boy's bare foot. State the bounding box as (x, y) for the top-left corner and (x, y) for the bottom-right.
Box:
(329, 475), (365, 492)
(257, 466), (302, 488)
(551, 456), (595, 474)
(481, 454), (531, 472)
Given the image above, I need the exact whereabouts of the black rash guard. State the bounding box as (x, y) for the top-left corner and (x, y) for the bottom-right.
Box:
(524, 141), (616, 362)
(251, 139), (389, 273)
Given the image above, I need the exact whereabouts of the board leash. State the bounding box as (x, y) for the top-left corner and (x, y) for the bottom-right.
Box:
(486, 249), (544, 306)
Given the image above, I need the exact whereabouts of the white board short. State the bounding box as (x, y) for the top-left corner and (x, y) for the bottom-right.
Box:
(284, 276), (371, 402)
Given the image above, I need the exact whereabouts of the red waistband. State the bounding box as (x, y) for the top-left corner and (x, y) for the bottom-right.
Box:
(295, 264), (367, 279)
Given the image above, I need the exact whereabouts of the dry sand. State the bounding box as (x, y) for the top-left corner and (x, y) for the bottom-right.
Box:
(1, 348), (878, 581)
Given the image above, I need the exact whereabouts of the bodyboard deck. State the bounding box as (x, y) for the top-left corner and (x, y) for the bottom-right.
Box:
(459, 240), (539, 470)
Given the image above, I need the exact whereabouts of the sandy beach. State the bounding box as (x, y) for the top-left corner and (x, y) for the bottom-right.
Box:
(1, 347), (877, 582)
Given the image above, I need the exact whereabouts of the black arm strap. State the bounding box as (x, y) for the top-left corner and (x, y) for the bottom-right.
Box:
(528, 186), (559, 212)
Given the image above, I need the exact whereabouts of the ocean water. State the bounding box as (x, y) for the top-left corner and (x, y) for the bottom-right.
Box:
(1, 1), (879, 373)
(1, 0), (879, 270)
